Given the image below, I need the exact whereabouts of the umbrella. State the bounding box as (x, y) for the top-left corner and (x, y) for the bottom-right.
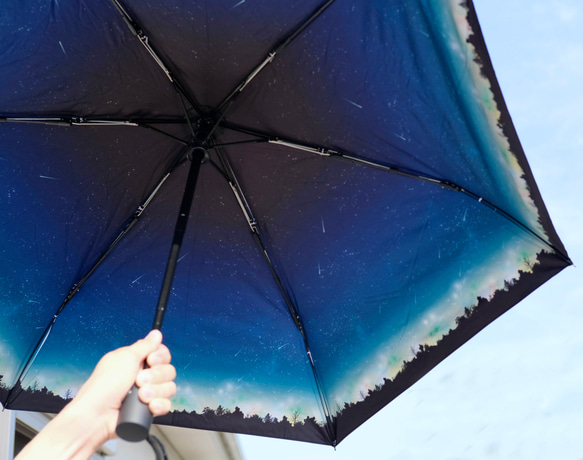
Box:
(0, 0), (571, 448)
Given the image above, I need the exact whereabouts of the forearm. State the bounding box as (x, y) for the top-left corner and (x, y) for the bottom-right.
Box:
(15, 399), (110, 460)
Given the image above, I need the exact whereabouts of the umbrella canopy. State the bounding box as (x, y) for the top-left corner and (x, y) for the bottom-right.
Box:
(0, 0), (571, 447)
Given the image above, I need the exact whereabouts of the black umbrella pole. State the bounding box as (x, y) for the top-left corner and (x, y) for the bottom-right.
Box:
(153, 146), (206, 330)
(116, 146), (206, 442)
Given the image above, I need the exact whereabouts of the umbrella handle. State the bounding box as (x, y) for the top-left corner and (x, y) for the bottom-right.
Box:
(116, 383), (153, 442)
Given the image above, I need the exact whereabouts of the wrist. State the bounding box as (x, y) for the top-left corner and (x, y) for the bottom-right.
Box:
(16, 398), (112, 460)
(60, 397), (114, 454)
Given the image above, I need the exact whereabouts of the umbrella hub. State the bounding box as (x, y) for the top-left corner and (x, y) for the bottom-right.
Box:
(187, 144), (209, 164)
(192, 113), (221, 149)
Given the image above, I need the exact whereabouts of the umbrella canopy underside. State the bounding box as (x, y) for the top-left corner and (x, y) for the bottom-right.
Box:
(0, 0), (571, 446)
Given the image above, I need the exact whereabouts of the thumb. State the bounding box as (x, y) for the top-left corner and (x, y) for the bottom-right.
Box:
(129, 330), (163, 362)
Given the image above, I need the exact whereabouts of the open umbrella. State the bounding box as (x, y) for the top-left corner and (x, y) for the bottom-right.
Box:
(0, 0), (571, 448)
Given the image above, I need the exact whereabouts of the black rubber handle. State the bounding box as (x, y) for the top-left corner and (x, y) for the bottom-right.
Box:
(116, 383), (153, 442)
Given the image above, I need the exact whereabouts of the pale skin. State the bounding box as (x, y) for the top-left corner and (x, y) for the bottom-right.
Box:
(15, 330), (177, 460)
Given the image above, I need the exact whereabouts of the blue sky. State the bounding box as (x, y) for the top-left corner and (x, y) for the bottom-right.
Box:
(238, 1), (583, 458)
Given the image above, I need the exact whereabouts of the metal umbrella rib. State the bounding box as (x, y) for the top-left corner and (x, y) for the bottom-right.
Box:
(4, 151), (182, 405)
(218, 122), (571, 264)
(212, 0), (338, 117)
(214, 145), (336, 442)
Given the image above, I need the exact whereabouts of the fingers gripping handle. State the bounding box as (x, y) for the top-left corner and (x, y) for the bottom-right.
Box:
(116, 383), (153, 442)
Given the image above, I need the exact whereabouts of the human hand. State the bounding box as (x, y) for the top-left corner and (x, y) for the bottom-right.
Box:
(15, 330), (177, 460)
(76, 329), (177, 442)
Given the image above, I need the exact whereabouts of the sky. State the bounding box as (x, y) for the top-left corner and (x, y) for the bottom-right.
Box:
(237, 1), (583, 459)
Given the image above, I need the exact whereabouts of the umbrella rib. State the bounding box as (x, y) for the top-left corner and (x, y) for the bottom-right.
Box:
(220, 123), (571, 263)
(341, 151), (570, 262)
(108, 0), (203, 118)
(109, 0), (172, 81)
(214, 147), (336, 442)
(335, 153), (572, 264)
(2, 116), (191, 125)
(5, 152), (189, 402)
(2, 116), (191, 146)
(247, 224), (336, 443)
(137, 123), (190, 145)
(212, 0), (337, 116)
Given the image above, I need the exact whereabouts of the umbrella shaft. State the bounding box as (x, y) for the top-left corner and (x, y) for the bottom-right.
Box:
(153, 147), (205, 330)
(154, 242), (181, 330)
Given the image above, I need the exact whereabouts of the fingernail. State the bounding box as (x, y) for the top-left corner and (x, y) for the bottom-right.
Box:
(150, 400), (163, 413)
(141, 386), (155, 401)
(148, 330), (162, 341)
(148, 353), (161, 366)
(137, 370), (151, 386)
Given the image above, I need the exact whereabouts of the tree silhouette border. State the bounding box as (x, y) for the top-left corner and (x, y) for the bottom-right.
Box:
(0, 251), (565, 446)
